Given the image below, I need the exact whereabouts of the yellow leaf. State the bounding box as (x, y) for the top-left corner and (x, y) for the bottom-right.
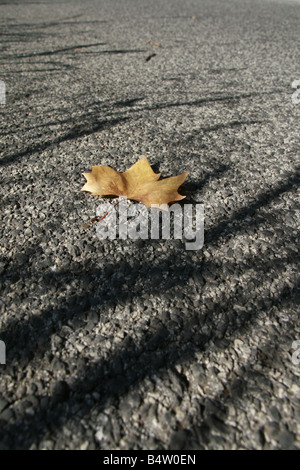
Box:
(81, 156), (188, 207)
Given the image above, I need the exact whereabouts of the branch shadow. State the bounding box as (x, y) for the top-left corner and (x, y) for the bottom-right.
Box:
(169, 332), (297, 450)
(0, 116), (129, 167)
(0, 168), (298, 448)
(0, 89), (277, 168)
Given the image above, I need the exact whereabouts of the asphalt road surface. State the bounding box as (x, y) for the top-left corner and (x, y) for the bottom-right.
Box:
(0, 0), (299, 450)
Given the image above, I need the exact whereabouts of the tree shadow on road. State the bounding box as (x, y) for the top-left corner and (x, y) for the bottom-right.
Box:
(0, 165), (298, 448)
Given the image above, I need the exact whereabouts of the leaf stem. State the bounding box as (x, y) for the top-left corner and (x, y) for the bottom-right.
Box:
(90, 200), (120, 223)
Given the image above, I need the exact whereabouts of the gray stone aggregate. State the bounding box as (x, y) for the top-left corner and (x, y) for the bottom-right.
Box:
(0, 0), (299, 450)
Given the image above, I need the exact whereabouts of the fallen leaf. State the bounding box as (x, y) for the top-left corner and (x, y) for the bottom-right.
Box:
(147, 40), (162, 48)
(81, 156), (188, 207)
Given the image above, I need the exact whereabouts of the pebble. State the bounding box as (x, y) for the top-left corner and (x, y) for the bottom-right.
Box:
(278, 431), (295, 449)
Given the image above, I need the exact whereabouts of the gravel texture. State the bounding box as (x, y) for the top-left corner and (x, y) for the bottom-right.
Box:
(0, 0), (299, 450)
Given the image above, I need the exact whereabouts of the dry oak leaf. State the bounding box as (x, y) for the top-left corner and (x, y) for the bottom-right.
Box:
(81, 156), (188, 207)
